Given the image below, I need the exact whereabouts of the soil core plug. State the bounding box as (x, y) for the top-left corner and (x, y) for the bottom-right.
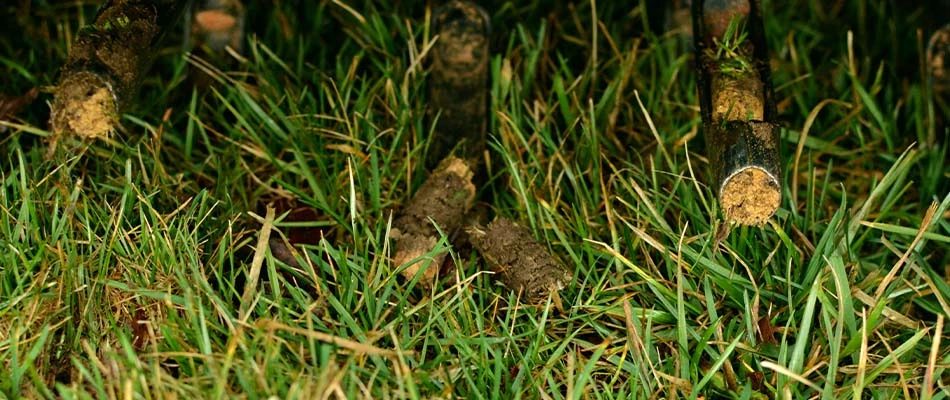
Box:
(392, 156), (476, 285)
(50, 0), (188, 139)
(467, 218), (572, 302)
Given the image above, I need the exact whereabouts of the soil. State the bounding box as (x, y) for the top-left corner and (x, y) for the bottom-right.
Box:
(711, 71), (764, 122)
(391, 156), (476, 284)
(50, 73), (118, 139)
(720, 167), (780, 225)
(711, 120), (781, 224)
(50, 0), (187, 138)
(467, 218), (572, 302)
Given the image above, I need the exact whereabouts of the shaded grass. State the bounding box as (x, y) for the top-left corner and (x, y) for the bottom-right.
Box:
(0, 0), (948, 398)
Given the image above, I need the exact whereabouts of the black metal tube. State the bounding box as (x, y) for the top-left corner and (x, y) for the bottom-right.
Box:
(693, 0), (781, 225)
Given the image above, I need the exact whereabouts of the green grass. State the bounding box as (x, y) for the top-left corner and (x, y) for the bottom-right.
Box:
(1, 0), (949, 398)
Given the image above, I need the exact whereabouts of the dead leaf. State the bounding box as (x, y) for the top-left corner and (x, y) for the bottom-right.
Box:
(0, 87), (38, 132)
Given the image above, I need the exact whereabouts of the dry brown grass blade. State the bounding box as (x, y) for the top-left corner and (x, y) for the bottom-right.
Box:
(872, 202), (938, 302)
(241, 206), (275, 320)
(922, 315), (943, 400)
(258, 319), (402, 356)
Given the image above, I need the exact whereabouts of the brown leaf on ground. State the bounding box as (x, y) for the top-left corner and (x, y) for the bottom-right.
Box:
(757, 314), (777, 345)
(258, 197), (329, 267)
(0, 87), (38, 132)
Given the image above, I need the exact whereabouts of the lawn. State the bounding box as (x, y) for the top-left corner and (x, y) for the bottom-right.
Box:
(0, 0), (948, 398)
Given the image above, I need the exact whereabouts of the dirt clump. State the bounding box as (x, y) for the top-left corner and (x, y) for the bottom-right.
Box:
(467, 218), (572, 301)
(391, 156), (476, 285)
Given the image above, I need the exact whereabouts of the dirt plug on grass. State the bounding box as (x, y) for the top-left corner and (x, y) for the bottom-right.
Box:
(392, 0), (571, 301)
(187, 0), (245, 55)
(693, 0), (781, 225)
(392, 154), (572, 300)
(392, 156), (477, 285)
(50, 0), (188, 139)
(467, 218), (573, 303)
(393, 1), (489, 286)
